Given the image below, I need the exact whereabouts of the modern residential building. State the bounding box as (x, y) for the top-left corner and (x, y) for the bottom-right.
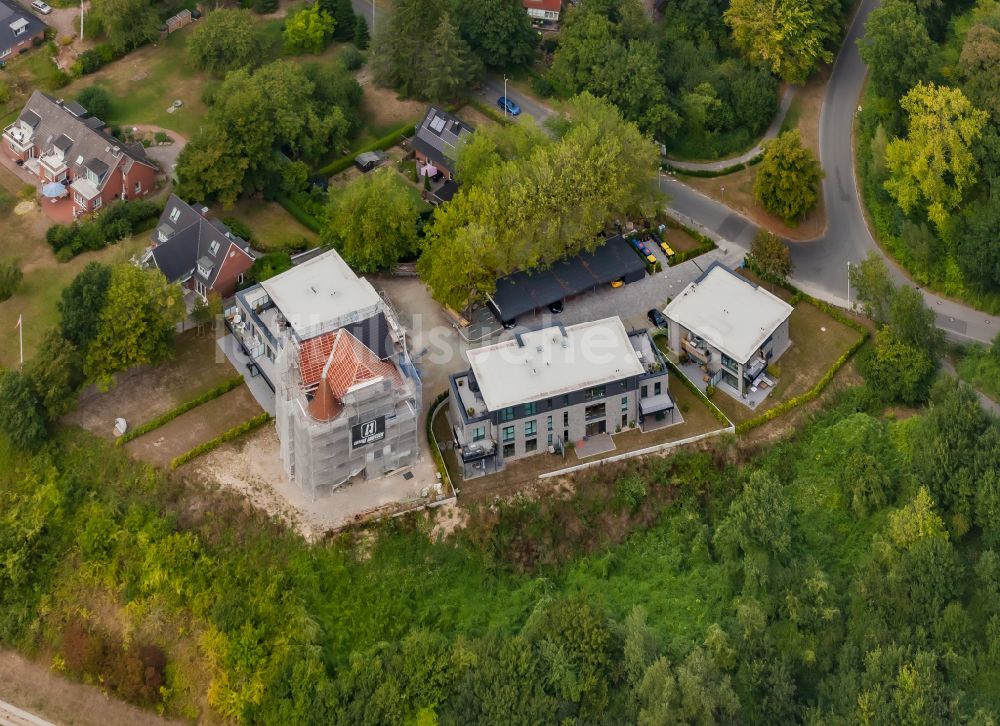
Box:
(3, 91), (157, 216)
(142, 194), (255, 300)
(662, 262), (793, 396)
(229, 250), (420, 496)
(448, 317), (673, 478)
(411, 106), (474, 181)
(0, 0), (45, 60)
(522, 0), (561, 26)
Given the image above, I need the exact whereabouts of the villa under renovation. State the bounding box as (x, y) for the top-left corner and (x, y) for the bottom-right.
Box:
(230, 250), (421, 497)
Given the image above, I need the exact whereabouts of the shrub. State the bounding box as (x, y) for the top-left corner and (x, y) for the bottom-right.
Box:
(76, 85), (111, 118)
(314, 120), (417, 177)
(614, 475), (648, 513)
(154, 131), (169, 144)
(60, 620), (108, 678)
(170, 413), (272, 469)
(705, 384), (716, 398)
(0, 81), (10, 105)
(338, 45), (365, 71)
(116, 377), (245, 446)
(47, 200), (162, 258)
(221, 217), (254, 243)
(17, 184), (35, 202)
(0, 259), (23, 301)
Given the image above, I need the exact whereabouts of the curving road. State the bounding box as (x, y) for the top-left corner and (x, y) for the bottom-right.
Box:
(662, 0), (1000, 343)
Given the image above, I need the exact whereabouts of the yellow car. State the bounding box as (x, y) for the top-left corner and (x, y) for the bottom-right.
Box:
(610, 278), (624, 288)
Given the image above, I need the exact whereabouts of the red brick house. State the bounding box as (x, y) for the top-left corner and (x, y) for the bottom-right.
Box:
(0, 0), (46, 60)
(142, 194), (255, 300)
(3, 91), (157, 217)
(411, 106), (474, 182)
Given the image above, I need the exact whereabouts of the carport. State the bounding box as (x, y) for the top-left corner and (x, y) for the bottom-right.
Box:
(487, 235), (646, 322)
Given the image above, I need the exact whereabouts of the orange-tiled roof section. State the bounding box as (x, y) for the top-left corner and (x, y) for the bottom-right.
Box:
(305, 330), (400, 422)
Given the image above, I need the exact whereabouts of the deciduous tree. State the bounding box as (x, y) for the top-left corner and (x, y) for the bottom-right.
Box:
(754, 130), (824, 224)
(459, 0), (536, 68)
(884, 83), (988, 233)
(952, 199), (1000, 292)
(84, 264), (185, 387)
(317, 0), (355, 41)
(858, 0), (934, 100)
(959, 24), (1000, 119)
(59, 262), (111, 349)
(75, 86), (111, 120)
(0, 371), (47, 449)
(0, 259), (22, 301)
(860, 329), (937, 405)
(849, 253), (894, 323)
(91, 0), (159, 52)
(187, 9), (264, 74)
(725, 0), (838, 83)
(749, 229), (793, 283)
(324, 169), (421, 273)
(283, 4), (336, 55)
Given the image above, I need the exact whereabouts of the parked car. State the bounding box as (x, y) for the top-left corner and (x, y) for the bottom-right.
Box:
(610, 278), (624, 288)
(548, 300), (564, 314)
(354, 150), (387, 173)
(647, 309), (668, 329)
(31, 0), (52, 13)
(496, 96), (521, 116)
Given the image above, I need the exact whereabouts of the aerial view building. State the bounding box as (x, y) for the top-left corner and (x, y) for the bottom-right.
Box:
(230, 250), (420, 496)
(448, 317), (672, 477)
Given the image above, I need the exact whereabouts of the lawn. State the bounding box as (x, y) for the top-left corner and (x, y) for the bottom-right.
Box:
(226, 199), (320, 252)
(707, 300), (864, 425)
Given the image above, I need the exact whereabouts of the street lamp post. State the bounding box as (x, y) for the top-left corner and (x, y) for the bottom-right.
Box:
(721, 185), (726, 205)
(503, 75), (508, 118)
(847, 260), (852, 309)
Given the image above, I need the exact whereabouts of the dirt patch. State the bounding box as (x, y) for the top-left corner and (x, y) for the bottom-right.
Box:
(357, 73), (426, 134)
(65, 331), (241, 440)
(0, 649), (183, 726)
(661, 224), (705, 253)
(454, 105), (497, 130)
(125, 386), (263, 468)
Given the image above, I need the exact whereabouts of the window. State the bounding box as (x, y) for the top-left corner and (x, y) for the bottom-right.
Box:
(654, 382), (662, 396)
(92, 196), (102, 210)
(472, 426), (486, 442)
(585, 385), (606, 401)
(500, 406), (515, 422)
(585, 403), (606, 420)
(502, 425), (514, 443)
(546, 398), (553, 409)
(547, 433), (553, 446)
(621, 396), (628, 412)
(525, 438), (538, 453)
(503, 443), (515, 458)
(622, 414), (628, 428)
(168, 206), (181, 223)
(237, 272), (245, 285)
(524, 420), (537, 436)
(562, 394), (570, 406)
(209, 240), (220, 256)
(721, 353), (738, 373)
(546, 415), (553, 431)
(641, 385), (648, 398)
(563, 411), (569, 427)
(523, 402), (537, 416)
(134, 181), (141, 194)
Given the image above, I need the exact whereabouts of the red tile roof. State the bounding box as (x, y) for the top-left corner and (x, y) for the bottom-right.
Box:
(304, 330), (402, 422)
(523, 0), (561, 12)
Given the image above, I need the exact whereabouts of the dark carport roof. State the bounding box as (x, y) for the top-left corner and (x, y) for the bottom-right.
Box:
(489, 235), (646, 320)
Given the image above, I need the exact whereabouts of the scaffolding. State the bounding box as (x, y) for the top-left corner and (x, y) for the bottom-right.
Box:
(275, 330), (421, 499)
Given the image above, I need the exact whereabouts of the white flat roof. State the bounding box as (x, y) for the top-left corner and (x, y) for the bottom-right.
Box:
(466, 317), (645, 412)
(260, 250), (382, 341)
(663, 263), (793, 364)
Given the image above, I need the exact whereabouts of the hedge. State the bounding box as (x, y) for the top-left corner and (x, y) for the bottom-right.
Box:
(662, 153), (763, 178)
(425, 390), (453, 492)
(734, 330), (868, 434)
(663, 357), (731, 427)
(314, 120), (417, 178)
(662, 215), (717, 265)
(116, 377), (245, 446)
(170, 413), (273, 469)
(466, 97), (513, 126)
(275, 193), (323, 234)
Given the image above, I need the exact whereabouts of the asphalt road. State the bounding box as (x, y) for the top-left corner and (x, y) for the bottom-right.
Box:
(664, 0), (1000, 343)
(476, 75), (555, 126)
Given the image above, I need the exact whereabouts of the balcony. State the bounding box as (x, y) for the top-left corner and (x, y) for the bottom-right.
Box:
(452, 373), (489, 421)
(39, 153), (67, 179)
(3, 124), (33, 152)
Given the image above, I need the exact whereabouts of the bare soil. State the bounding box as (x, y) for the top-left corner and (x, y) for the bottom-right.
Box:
(0, 649), (183, 726)
(356, 70), (426, 133)
(125, 385), (264, 468)
(64, 331), (241, 441)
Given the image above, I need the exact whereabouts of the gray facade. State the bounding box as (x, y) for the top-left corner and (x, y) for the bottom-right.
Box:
(447, 329), (672, 478)
(665, 316), (790, 395)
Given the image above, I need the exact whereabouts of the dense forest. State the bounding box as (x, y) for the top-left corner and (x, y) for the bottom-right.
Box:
(2, 364), (998, 723)
(857, 0), (1000, 311)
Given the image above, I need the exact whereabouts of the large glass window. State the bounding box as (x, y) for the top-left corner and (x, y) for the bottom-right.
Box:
(621, 396), (628, 412)
(585, 403), (606, 420)
(721, 354), (738, 373)
(502, 425), (514, 443)
(525, 420), (537, 436)
(546, 415), (553, 431)
(523, 402), (537, 416)
(503, 443), (515, 458)
(585, 385), (606, 401)
(525, 439), (538, 453)
(654, 382), (662, 396)
(500, 406), (515, 422)
(472, 426), (485, 442)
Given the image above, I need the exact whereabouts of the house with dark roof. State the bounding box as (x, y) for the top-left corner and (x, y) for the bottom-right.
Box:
(3, 91), (157, 216)
(0, 0), (45, 60)
(410, 106), (474, 181)
(142, 194), (255, 299)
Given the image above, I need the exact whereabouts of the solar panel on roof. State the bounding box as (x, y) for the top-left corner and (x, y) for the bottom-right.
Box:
(429, 115), (446, 133)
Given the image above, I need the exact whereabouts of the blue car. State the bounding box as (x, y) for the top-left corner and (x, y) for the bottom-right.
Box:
(497, 96), (521, 116)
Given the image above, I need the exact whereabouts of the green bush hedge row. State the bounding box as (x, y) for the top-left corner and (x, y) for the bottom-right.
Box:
(662, 153), (763, 178)
(663, 358), (731, 427)
(275, 193), (323, 234)
(425, 390), (452, 491)
(734, 331), (868, 435)
(170, 413), (272, 470)
(116, 376), (246, 446)
(661, 215), (717, 265)
(314, 121), (418, 178)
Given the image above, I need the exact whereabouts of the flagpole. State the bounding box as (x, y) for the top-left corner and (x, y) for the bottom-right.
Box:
(16, 314), (22, 369)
